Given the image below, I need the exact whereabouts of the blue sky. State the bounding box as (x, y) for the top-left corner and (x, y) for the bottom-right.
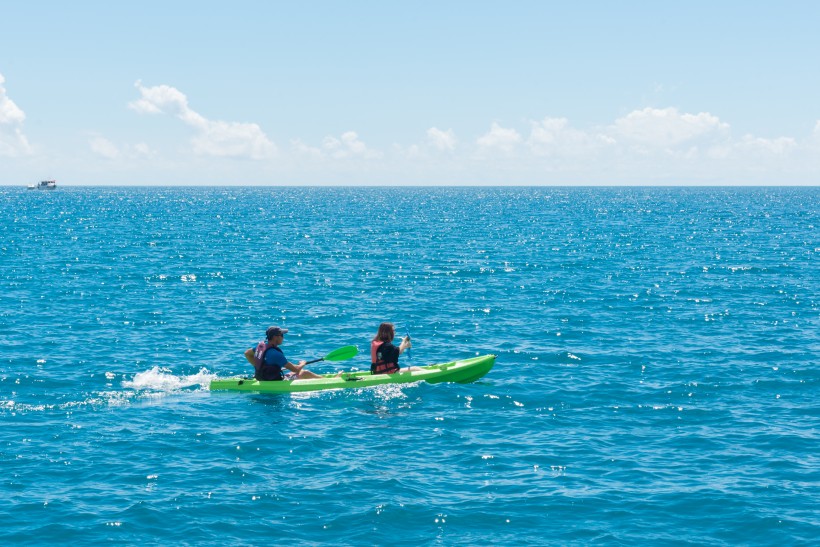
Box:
(1, 1), (819, 185)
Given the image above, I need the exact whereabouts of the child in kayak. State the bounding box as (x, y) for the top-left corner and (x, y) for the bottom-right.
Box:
(244, 326), (323, 381)
(371, 322), (418, 374)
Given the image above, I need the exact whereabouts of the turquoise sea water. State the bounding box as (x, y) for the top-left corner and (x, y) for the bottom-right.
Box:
(1, 186), (818, 545)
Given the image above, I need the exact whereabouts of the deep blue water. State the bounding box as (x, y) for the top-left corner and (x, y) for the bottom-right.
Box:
(1, 186), (818, 545)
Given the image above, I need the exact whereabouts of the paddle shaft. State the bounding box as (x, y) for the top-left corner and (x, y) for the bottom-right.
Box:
(405, 328), (412, 360)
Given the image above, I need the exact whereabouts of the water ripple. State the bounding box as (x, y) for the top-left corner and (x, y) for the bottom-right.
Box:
(1, 186), (818, 544)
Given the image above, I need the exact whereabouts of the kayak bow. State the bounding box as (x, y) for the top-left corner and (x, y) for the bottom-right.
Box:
(210, 354), (495, 394)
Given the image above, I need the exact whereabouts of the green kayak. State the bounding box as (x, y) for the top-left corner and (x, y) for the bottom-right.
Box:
(209, 354), (495, 394)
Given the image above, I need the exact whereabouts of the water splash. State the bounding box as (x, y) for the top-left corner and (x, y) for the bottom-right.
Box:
(123, 366), (216, 392)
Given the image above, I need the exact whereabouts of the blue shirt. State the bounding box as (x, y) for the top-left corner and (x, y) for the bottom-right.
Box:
(263, 345), (287, 368)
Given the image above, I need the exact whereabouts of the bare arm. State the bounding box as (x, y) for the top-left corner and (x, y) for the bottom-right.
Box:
(284, 360), (306, 374)
(398, 337), (412, 355)
(285, 360), (323, 379)
(244, 348), (261, 372)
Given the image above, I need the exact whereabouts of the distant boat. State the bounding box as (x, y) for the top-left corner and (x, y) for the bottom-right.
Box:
(28, 180), (57, 190)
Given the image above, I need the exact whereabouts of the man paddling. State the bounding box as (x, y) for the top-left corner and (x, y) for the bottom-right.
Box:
(244, 326), (323, 381)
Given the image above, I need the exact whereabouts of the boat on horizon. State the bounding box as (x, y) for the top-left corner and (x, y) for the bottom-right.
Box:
(27, 180), (57, 190)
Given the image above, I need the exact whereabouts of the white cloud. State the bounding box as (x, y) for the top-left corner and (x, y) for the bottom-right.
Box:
(527, 117), (569, 148)
(191, 120), (276, 159)
(611, 107), (729, 147)
(707, 133), (799, 161)
(89, 136), (121, 159)
(404, 144), (422, 159)
(129, 80), (276, 160)
(128, 82), (187, 116)
(133, 142), (153, 157)
(322, 131), (381, 159)
(427, 127), (457, 151)
(283, 110), (818, 183)
(735, 134), (797, 155)
(291, 132), (382, 161)
(0, 73), (32, 156)
(477, 122), (522, 153)
(89, 135), (156, 160)
(291, 138), (324, 160)
(527, 117), (612, 156)
(808, 121), (820, 147)
(0, 75), (25, 125)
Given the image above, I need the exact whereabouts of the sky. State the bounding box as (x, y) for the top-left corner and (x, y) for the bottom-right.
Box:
(1, 1), (819, 185)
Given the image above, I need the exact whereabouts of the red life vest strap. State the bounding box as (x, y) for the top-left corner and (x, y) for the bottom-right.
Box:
(371, 340), (399, 374)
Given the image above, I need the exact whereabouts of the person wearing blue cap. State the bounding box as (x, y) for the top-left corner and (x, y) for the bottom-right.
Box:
(243, 326), (323, 381)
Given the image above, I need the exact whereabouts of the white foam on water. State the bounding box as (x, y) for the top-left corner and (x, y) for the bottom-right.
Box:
(123, 366), (217, 392)
(370, 382), (413, 401)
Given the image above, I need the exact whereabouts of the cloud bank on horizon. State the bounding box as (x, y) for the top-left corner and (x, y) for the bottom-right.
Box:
(2, 72), (819, 185)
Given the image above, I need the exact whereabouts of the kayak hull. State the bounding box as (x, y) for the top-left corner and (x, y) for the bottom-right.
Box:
(209, 354), (495, 394)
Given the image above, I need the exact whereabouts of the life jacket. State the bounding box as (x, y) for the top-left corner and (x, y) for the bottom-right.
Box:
(371, 340), (399, 375)
(255, 341), (284, 381)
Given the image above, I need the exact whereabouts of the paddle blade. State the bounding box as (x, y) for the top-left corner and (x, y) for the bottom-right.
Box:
(323, 345), (359, 362)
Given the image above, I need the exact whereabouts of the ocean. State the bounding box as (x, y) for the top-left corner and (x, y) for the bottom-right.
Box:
(1, 186), (817, 545)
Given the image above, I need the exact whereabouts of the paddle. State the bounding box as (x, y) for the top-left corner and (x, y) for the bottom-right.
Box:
(304, 345), (359, 365)
(404, 327), (412, 360)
